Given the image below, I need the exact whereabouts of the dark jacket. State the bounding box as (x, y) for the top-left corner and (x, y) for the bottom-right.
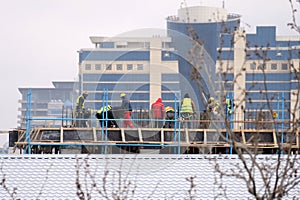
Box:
(95, 106), (118, 128)
(121, 98), (132, 112)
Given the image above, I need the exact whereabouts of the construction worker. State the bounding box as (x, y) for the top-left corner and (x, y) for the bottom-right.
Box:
(207, 97), (220, 115)
(207, 96), (222, 129)
(200, 109), (211, 129)
(223, 97), (233, 116)
(120, 93), (134, 128)
(95, 105), (118, 128)
(272, 111), (278, 119)
(151, 98), (166, 128)
(164, 106), (175, 128)
(164, 106), (176, 141)
(75, 91), (88, 127)
(180, 93), (196, 128)
(83, 107), (93, 127)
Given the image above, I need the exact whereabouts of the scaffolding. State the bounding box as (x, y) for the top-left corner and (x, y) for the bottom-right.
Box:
(10, 89), (300, 155)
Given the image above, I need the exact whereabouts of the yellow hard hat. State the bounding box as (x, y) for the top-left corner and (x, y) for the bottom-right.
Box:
(209, 97), (214, 102)
(165, 106), (174, 113)
(120, 93), (126, 98)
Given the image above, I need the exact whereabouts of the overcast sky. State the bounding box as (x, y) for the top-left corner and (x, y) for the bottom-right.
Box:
(0, 0), (299, 145)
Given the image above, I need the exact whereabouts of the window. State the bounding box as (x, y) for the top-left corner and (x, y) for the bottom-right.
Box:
(85, 64), (91, 70)
(271, 63), (277, 70)
(116, 45), (127, 48)
(106, 64), (112, 70)
(137, 64), (144, 70)
(250, 63), (256, 70)
(258, 63), (266, 70)
(127, 64), (133, 70)
(282, 63), (288, 70)
(95, 64), (101, 70)
(116, 64), (123, 70)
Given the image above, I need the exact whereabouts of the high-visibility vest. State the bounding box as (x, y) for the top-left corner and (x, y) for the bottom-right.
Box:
(76, 95), (85, 109)
(97, 105), (112, 114)
(226, 98), (232, 114)
(180, 98), (193, 113)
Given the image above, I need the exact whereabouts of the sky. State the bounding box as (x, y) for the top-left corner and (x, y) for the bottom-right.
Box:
(0, 0), (299, 145)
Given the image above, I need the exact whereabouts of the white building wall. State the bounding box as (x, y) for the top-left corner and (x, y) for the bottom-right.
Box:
(178, 6), (227, 23)
(149, 37), (179, 105)
(233, 30), (246, 129)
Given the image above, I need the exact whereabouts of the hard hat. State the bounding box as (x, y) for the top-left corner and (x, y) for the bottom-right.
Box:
(209, 97), (214, 102)
(120, 93), (126, 98)
(83, 91), (88, 96)
(165, 106), (175, 113)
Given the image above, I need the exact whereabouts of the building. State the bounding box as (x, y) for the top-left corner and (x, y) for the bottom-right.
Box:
(218, 27), (300, 128)
(166, 6), (300, 128)
(16, 5), (300, 138)
(166, 6), (241, 110)
(77, 6), (243, 117)
(78, 36), (181, 115)
(18, 81), (75, 128)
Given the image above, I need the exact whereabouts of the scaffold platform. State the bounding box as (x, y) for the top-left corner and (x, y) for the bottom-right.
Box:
(10, 126), (300, 154)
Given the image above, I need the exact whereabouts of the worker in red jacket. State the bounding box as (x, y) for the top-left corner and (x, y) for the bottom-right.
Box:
(151, 98), (166, 128)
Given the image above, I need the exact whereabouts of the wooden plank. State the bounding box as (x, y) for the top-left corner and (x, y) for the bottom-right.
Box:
(33, 128), (41, 141)
(296, 129), (299, 147)
(138, 128), (143, 142)
(121, 128), (125, 142)
(161, 129), (164, 143)
(273, 129), (278, 146)
(241, 129), (246, 144)
(185, 128), (189, 143)
(60, 127), (64, 143)
(93, 127), (97, 142)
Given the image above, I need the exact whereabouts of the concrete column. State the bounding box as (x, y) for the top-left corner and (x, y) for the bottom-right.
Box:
(290, 89), (299, 121)
(233, 30), (246, 129)
(149, 37), (162, 105)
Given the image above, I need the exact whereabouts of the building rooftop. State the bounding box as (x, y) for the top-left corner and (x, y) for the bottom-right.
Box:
(0, 154), (298, 199)
(166, 6), (241, 23)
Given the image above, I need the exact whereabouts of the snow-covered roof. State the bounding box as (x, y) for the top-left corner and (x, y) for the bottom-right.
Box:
(0, 154), (298, 199)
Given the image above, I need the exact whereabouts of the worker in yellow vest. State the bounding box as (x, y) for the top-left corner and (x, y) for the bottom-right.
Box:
(180, 93), (196, 128)
(95, 105), (118, 128)
(75, 91), (88, 127)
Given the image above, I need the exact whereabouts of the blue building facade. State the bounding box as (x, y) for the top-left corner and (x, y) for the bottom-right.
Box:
(219, 26), (300, 127)
(166, 6), (300, 127)
(18, 81), (75, 128)
(78, 37), (181, 114)
(166, 6), (241, 110)
(76, 5), (300, 127)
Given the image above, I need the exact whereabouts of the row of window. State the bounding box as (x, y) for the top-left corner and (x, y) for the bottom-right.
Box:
(250, 63), (288, 70)
(82, 83), (180, 91)
(84, 64), (144, 71)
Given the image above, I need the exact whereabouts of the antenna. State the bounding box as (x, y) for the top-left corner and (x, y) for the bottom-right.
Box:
(241, 20), (251, 29)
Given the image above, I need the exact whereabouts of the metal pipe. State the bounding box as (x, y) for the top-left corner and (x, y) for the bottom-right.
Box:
(25, 89), (32, 154)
